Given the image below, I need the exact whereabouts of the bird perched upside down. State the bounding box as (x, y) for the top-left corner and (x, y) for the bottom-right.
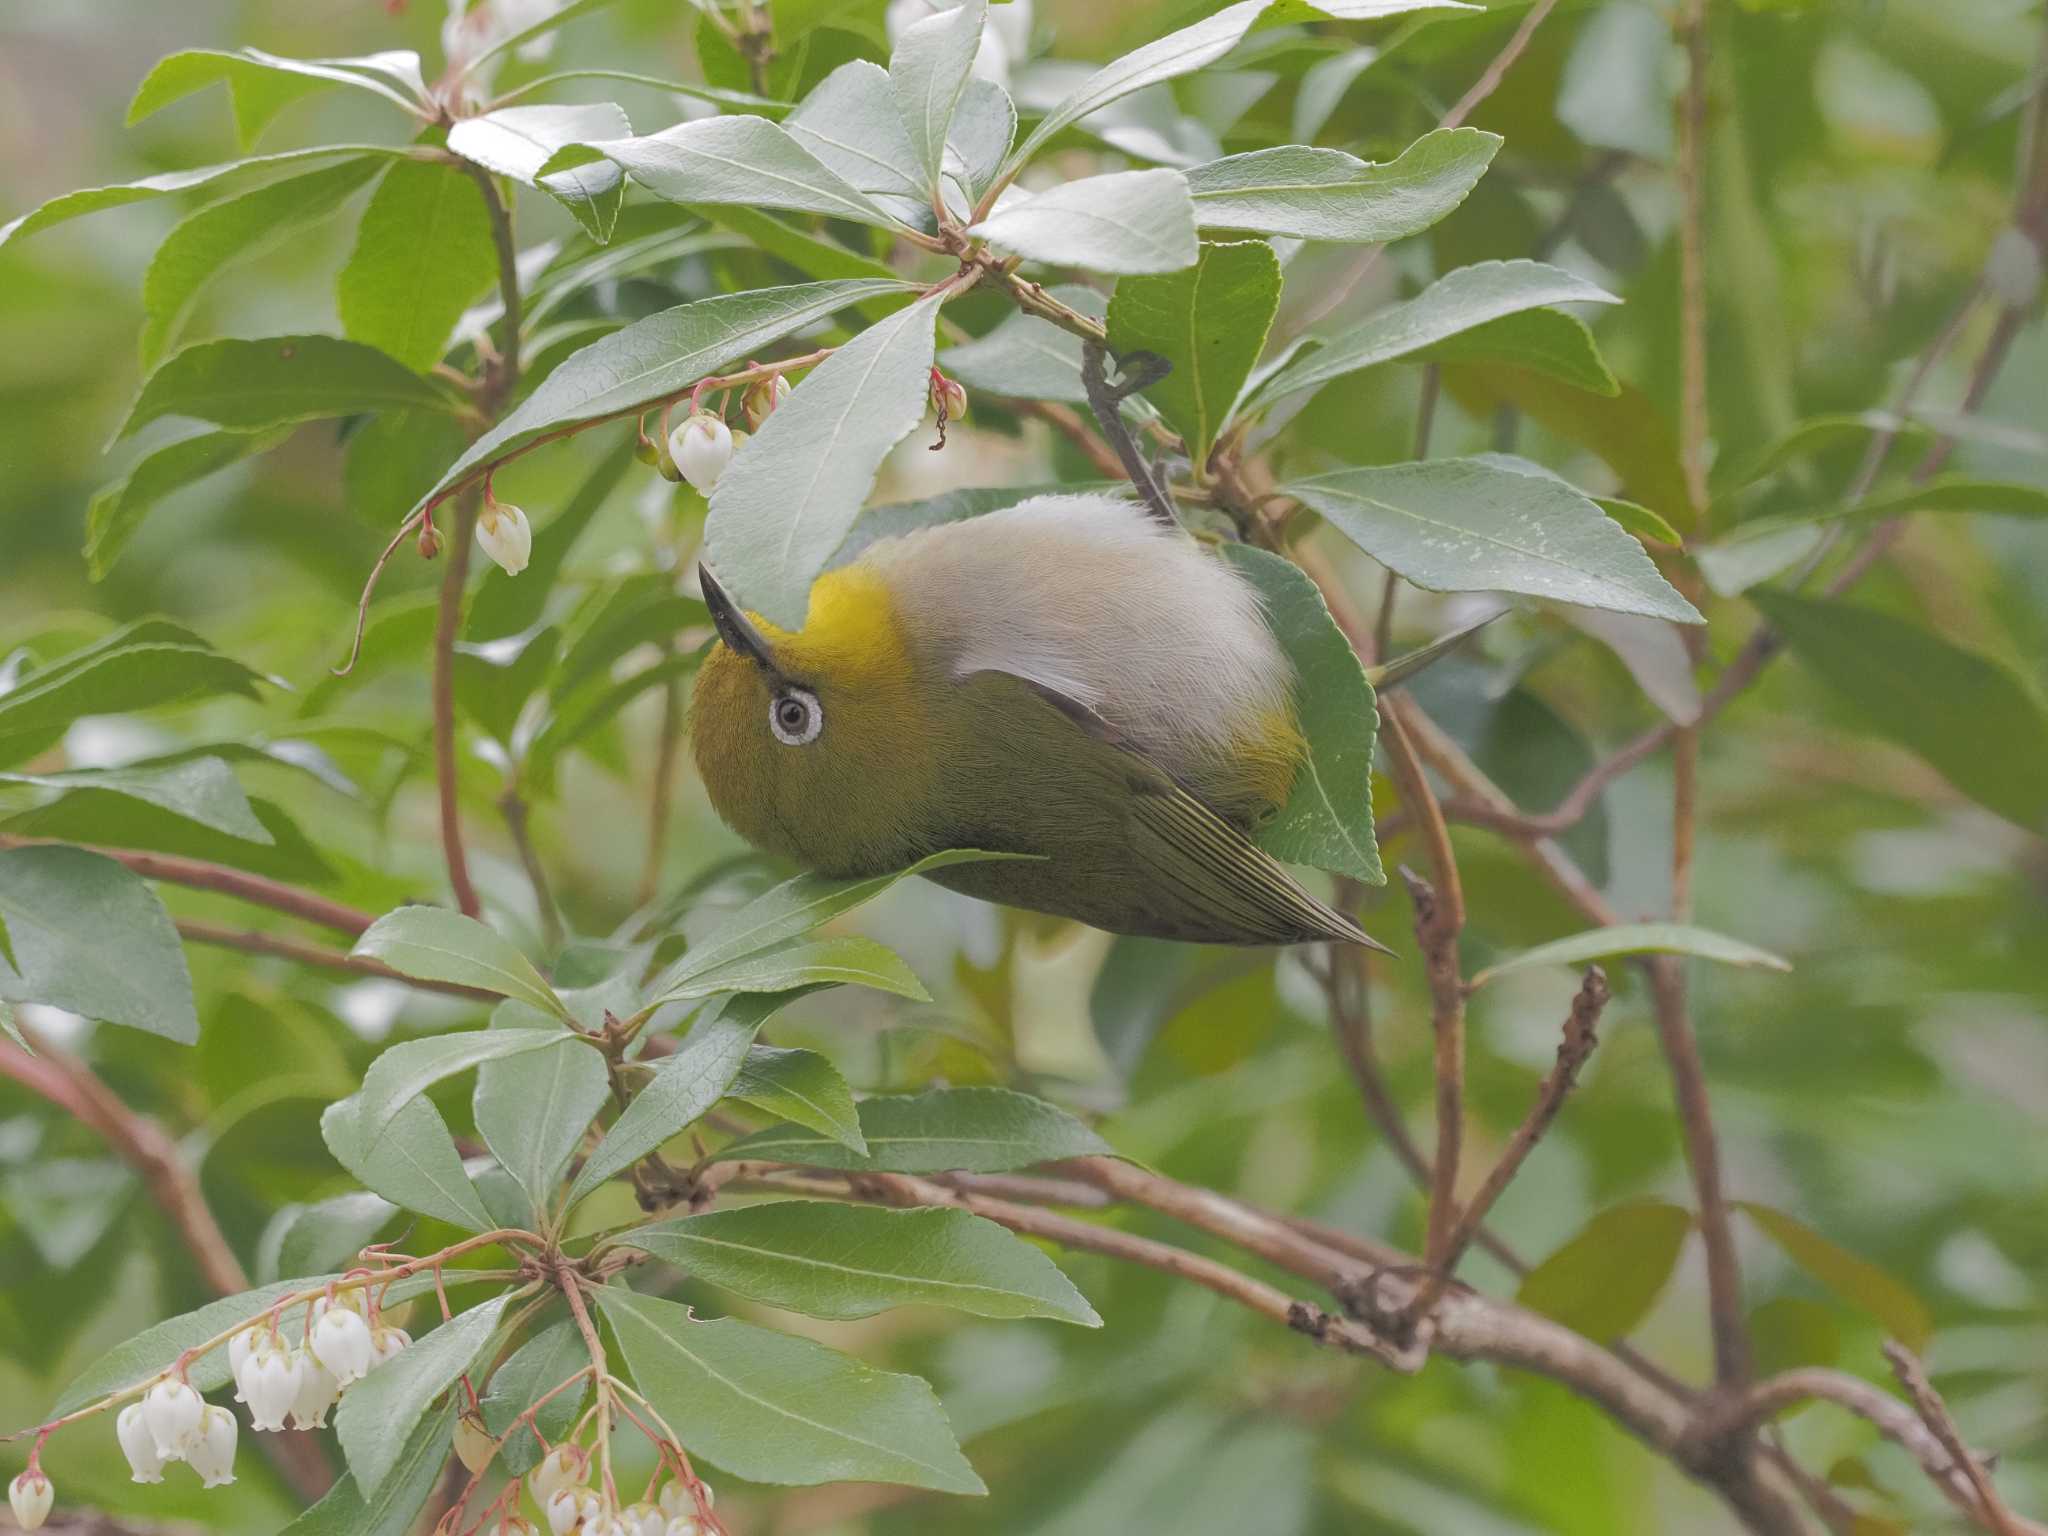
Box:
(690, 494), (1386, 949)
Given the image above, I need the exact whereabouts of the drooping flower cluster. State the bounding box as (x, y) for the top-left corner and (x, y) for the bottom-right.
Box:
(110, 1288), (410, 1498)
(527, 1443), (714, 1536)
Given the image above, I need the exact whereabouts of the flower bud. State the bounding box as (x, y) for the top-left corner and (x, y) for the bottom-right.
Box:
(242, 1341), (303, 1433)
(530, 1444), (586, 1506)
(310, 1302), (374, 1385)
(289, 1350), (341, 1430)
(369, 1326), (411, 1371)
(476, 499), (533, 577)
(669, 412), (734, 493)
(8, 1471), (51, 1532)
(418, 519), (444, 560)
(143, 1378), (203, 1460)
(117, 1403), (166, 1483)
(933, 373), (968, 423)
(454, 1411), (496, 1475)
(188, 1405), (238, 1488)
(545, 1486), (593, 1536)
(742, 374), (790, 429)
(621, 1502), (666, 1536)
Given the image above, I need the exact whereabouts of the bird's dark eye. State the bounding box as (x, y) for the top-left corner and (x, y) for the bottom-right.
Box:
(768, 686), (822, 746)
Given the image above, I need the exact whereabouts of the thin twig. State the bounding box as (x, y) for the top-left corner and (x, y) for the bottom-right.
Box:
(499, 785), (563, 949)
(433, 496), (483, 918)
(637, 661), (686, 909)
(1406, 966), (1608, 1324)
(0, 835), (376, 935)
(1885, 1343), (2026, 1536)
(175, 919), (494, 1000)
(1440, 0), (1563, 131)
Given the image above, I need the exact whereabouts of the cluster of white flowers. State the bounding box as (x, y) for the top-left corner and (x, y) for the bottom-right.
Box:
(529, 1445), (714, 1536)
(110, 1290), (409, 1495)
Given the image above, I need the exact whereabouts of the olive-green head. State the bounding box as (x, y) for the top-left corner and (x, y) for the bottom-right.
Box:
(690, 565), (946, 878)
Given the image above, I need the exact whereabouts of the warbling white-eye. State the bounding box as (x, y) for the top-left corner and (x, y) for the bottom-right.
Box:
(691, 494), (1386, 949)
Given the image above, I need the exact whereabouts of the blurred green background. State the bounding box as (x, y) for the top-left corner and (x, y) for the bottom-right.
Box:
(3, 1), (2047, 1532)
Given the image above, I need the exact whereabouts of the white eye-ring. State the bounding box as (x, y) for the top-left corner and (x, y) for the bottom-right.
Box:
(768, 686), (823, 746)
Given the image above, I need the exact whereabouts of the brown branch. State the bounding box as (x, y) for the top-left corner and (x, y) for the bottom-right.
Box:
(1406, 966), (1608, 1323)
(1676, 0), (1711, 514)
(175, 919), (494, 1001)
(458, 158), (524, 416)
(0, 1034), (332, 1501)
(433, 496), (483, 919)
(1004, 396), (1125, 480)
(1885, 1343), (2028, 1536)
(1398, 862), (1467, 1271)
(499, 786), (563, 950)
(1440, 0), (1563, 131)
(1708, 1366), (2046, 1536)
(0, 835), (376, 936)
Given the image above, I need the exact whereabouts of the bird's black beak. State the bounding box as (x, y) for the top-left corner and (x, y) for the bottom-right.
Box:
(698, 563), (775, 670)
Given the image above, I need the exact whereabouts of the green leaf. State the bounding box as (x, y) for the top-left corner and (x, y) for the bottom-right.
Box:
(565, 997), (778, 1207)
(273, 1191), (399, 1280)
(728, 1045), (867, 1153)
(1739, 1203), (1933, 1353)
(1418, 306), (1618, 395)
(278, 1407), (452, 1536)
(350, 906), (573, 1021)
(338, 160), (498, 373)
(336, 1292), (513, 1497)
(525, 650), (703, 796)
(142, 158), (382, 367)
(321, 1092), (495, 1231)
(1749, 1296), (1842, 1377)
(1286, 458), (1702, 623)
(0, 847), (196, 1044)
(0, 621), (267, 768)
(1107, 240), (1279, 465)
(120, 335), (459, 439)
(785, 60), (928, 224)
(0, 756), (270, 843)
(595, 1286), (985, 1493)
(940, 284), (1105, 404)
(890, 0), (986, 190)
(624, 1201), (1100, 1324)
(480, 1319), (590, 1475)
(585, 116), (898, 227)
(1469, 923), (1793, 989)
(447, 103), (633, 242)
(0, 145), (405, 252)
(649, 850), (1022, 998)
(357, 1027), (582, 1144)
(1217, 545), (1382, 883)
(453, 626), (560, 745)
(1255, 260), (1618, 407)
(946, 76), (1014, 210)
(967, 168), (1198, 275)
(1596, 497), (1683, 547)
(716, 1085), (1112, 1173)
(1752, 590), (2048, 832)
(413, 279), (916, 518)
(1183, 128), (1499, 243)
(657, 935), (930, 1006)
(1365, 611), (1504, 689)
(127, 48), (423, 142)
(475, 1005), (613, 1221)
(85, 429), (285, 580)
(1004, 0), (1268, 175)
(459, 0), (628, 77)
(1517, 1201), (1694, 1342)
(705, 289), (946, 628)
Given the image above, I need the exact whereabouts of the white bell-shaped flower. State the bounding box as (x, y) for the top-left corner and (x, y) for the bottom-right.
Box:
(187, 1405), (238, 1488)
(530, 1444), (586, 1506)
(228, 1324), (265, 1401)
(8, 1471), (51, 1532)
(669, 412), (733, 493)
(310, 1302), (374, 1385)
(475, 498), (533, 576)
(143, 1378), (203, 1461)
(491, 1518), (537, 1536)
(658, 1480), (712, 1519)
(116, 1403), (166, 1483)
(369, 1325), (411, 1370)
(242, 1341), (303, 1433)
(585, 1517), (626, 1536)
(545, 1486), (592, 1536)
(621, 1502), (666, 1536)
(289, 1350), (341, 1430)
(663, 1519), (702, 1536)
